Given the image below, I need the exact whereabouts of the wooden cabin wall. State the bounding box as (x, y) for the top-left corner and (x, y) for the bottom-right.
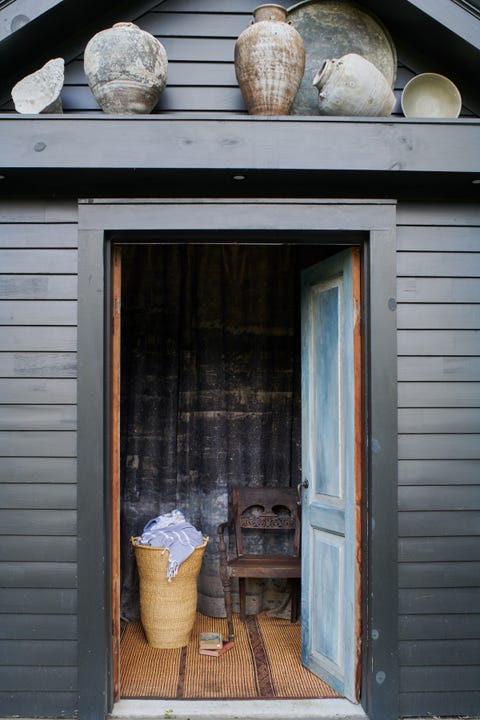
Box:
(0, 200), (78, 717)
(396, 202), (480, 716)
(0, 197), (479, 719)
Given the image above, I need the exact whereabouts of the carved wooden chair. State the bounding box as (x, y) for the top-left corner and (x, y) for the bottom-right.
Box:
(218, 485), (301, 641)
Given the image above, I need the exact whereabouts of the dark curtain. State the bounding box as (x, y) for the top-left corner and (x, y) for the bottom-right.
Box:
(119, 244), (304, 621)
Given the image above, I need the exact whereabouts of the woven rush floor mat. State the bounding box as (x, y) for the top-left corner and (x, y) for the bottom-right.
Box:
(120, 612), (339, 699)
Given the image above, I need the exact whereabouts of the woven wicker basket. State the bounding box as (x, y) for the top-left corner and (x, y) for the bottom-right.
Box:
(131, 536), (208, 648)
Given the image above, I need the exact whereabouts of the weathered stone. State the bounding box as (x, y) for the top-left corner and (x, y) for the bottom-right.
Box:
(11, 58), (64, 113)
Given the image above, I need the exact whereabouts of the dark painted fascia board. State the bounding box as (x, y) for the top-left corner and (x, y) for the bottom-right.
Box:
(1, 115), (478, 174)
(403, 0), (480, 48)
(0, 0), (63, 41)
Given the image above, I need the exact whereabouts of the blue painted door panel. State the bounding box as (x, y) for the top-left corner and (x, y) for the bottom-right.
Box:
(300, 248), (360, 702)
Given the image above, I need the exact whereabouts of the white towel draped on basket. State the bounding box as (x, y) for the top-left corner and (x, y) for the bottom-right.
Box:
(136, 510), (204, 581)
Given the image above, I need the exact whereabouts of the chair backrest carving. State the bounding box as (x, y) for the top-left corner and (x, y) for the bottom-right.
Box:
(231, 485), (301, 557)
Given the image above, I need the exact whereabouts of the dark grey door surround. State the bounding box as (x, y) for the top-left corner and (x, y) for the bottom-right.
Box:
(77, 198), (398, 720)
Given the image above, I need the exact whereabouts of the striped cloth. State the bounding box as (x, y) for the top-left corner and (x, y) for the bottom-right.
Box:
(137, 510), (203, 581)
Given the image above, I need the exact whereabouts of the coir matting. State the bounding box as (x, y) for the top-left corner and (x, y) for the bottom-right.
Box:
(120, 612), (338, 699)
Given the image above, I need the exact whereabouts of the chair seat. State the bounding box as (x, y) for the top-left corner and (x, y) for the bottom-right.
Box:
(228, 554), (301, 578)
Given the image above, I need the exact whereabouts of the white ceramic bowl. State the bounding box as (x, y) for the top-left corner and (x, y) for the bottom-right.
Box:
(401, 72), (462, 118)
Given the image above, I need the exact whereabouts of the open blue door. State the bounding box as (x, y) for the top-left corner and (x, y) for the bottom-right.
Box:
(300, 248), (362, 702)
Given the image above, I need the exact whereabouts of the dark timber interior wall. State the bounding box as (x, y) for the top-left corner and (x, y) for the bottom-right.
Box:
(0, 201), (79, 717)
(396, 203), (480, 716)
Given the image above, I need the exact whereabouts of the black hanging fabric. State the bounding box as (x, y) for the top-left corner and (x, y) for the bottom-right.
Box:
(119, 243), (307, 622)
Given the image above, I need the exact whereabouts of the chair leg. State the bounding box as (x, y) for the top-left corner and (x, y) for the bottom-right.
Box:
(218, 532), (234, 641)
(239, 578), (246, 622)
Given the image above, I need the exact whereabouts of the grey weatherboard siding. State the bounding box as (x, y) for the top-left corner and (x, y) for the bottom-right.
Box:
(0, 0), (479, 717)
(396, 203), (480, 716)
(0, 201), (79, 717)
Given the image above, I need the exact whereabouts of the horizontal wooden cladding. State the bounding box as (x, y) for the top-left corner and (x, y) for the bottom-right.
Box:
(399, 691), (480, 717)
(399, 587), (480, 614)
(397, 203), (480, 227)
(398, 356), (480, 381)
(0, 301), (77, 325)
(0, 327), (77, 351)
(400, 666), (480, 692)
(156, 0), (273, 10)
(62, 85), (245, 112)
(0, 562), (77, 589)
(0, 613), (77, 639)
(0, 537), (76, 562)
(399, 485), (480, 511)
(399, 510), (480, 536)
(0, 276), (78, 300)
(0, 666), (77, 691)
(138, 11), (249, 37)
(0, 586), (76, 617)
(64, 59), (238, 87)
(399, 459), (480, 485)
(0, 353), (77, 378)
(397, 225), (480, 252)
(398, 381), (480, 407)
(0, 510), (76, 536)
(397, 277), (480, 303)
(398, 408), (480, 433)
(0, 431), (76, 457)
(399, 613), (480, 639)
(0, 405), (76, 431)
(1, 483), (76, 510)
(399, 638), (480, 666)
(0, 200), (77, 223)
(0, 379), (76, 403)
(397, 251), (480, 277)
(0, 457), (76, 483)
(398, 433), (480, 459)
(398, 329), (480, 353)
(0, 224), (77, 248)
(399, 561), (480, 588)
(0, 692), (77, 718)
(397, 304), (479, 329)
(399, 537), (480, 562)
(0, 638), (76, 665)
(0, 249), (77, 273)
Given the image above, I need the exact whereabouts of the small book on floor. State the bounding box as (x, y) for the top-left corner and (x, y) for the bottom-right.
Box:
(199, 632), (233, 656)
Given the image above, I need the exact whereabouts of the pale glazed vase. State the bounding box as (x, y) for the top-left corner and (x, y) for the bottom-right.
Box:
(313, 52), (396, 117)
(84, 22), (168, 114)
(234, 4), (305, 115)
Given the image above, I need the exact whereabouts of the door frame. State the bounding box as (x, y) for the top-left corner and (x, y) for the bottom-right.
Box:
(77, 198), (398, 720)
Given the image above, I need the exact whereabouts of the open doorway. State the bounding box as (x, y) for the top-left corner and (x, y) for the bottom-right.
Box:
(110, 240), (362, 702)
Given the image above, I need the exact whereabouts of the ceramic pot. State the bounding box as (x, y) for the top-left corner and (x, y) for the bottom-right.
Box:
(401, 73), (461, 118)
(234, 4), (305, 115)
(84, 22), (168, 114)
(313, 52), (395, 116)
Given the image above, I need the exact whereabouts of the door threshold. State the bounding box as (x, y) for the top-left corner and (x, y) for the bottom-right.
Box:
(111, 698), (368, 720)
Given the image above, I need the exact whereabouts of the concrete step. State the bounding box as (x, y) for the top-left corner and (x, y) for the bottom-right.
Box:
(110, 698), (368, 720)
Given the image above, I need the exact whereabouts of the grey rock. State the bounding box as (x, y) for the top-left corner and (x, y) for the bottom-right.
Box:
(11, 58), (64, 113)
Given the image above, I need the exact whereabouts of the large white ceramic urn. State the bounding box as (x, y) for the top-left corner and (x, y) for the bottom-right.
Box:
(313, 53), (396, 117)
(235, 4), (305, 115)
(84, 22), (168, 114)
